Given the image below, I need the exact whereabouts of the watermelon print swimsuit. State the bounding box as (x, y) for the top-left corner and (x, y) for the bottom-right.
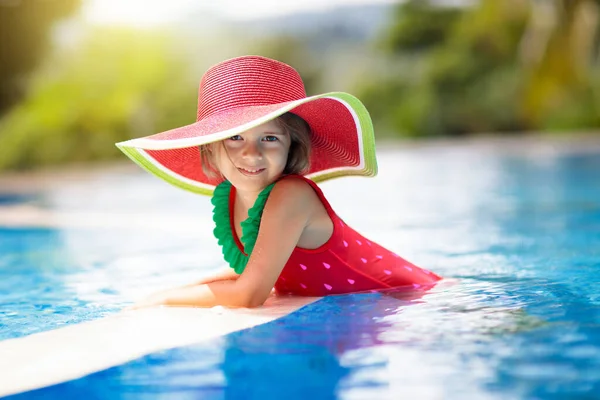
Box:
(211, 175), (442, 297)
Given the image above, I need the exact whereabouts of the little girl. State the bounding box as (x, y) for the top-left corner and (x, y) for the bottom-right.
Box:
(117, 55), (441, 308)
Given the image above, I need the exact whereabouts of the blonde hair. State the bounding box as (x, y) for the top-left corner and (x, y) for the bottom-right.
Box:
(199, 112), (311, 179)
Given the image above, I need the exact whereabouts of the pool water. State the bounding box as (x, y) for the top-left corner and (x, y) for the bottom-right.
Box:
(1, 139), (599, 399)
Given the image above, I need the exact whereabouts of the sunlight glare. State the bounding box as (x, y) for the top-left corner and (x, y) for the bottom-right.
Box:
(83, 0), (399, 25)
(83, 0), (208, 27)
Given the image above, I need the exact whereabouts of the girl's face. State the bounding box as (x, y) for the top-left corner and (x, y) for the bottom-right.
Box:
(214, 119), (291, 193)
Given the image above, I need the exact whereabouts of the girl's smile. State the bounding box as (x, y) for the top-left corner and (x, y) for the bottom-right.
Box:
(237, 167), (265, 176)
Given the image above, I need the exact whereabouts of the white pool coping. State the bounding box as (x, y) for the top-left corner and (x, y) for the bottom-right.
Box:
(0, 296), (320, 397)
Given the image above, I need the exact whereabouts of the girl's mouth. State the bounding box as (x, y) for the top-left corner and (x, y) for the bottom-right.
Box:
(238, 167), (265, 176)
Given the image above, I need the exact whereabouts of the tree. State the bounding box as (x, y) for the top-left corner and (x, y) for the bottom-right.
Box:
(358, 0), (600, 137)
(0, 0), (81, 115)
(520, 0), (600, 130)
(0, 27), (196, 170)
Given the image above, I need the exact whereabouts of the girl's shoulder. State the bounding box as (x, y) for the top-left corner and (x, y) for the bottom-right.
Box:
(274, 174), (312, 190)
(265, 175), (323, 219)
(271, 174), (317, 201)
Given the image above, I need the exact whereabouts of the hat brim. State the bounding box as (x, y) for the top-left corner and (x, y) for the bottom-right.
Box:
(116, 92), (377, 195)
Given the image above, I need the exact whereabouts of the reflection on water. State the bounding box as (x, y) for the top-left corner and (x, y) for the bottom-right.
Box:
(1, 139), (600, 398)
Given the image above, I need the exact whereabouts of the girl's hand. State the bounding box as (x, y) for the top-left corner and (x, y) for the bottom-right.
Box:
(123, 293), (168, 311)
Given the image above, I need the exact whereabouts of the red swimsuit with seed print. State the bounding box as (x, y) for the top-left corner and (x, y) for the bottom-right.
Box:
(229, 174), (442, 296)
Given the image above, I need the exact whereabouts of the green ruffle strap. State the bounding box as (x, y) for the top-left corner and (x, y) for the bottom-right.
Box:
(211, 180), (276, 274)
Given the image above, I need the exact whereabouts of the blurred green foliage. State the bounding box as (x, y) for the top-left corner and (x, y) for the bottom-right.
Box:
(358, 0), (600, 137)
(0, 0), (81, 114)
(0, 28), (197, 169)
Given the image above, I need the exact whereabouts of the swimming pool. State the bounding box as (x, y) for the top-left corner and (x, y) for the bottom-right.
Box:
(1, 137), (599, 399)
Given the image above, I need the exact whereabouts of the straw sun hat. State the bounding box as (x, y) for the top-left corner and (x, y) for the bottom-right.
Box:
(116, 55), (378, 196)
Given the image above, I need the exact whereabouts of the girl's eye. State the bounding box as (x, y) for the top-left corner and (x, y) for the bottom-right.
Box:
(229, 135), (243, 141)
(263, 136), (278, 142)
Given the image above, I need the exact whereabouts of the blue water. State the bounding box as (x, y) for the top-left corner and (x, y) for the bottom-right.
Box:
(1, 142), (599, 399)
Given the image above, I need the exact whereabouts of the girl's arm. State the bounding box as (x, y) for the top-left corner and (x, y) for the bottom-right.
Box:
(126, 268), (239, 310)
(186, 268), (240, 286)
(129, 178), (314, 309)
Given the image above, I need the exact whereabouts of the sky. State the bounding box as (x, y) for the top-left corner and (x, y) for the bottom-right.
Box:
(83, 0), (400, 26)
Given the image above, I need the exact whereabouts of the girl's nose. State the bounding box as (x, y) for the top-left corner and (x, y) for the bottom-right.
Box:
(242, 141), (263, 159)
